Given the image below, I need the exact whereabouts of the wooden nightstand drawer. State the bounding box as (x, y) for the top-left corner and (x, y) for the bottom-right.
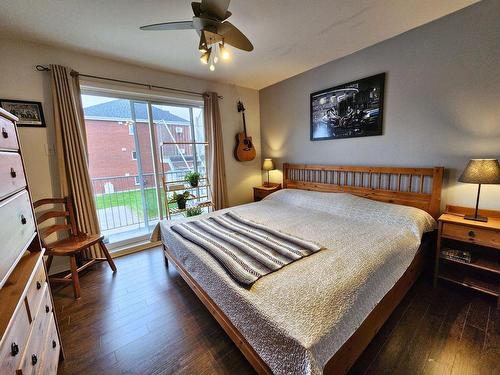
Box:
(442, 222), (500, 249)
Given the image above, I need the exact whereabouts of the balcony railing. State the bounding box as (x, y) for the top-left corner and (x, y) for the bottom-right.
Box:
(90, 169), (202, 234)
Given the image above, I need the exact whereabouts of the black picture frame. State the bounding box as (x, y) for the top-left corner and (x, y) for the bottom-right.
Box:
(310, 73), (385, 141)
(0, 99), (46, 128)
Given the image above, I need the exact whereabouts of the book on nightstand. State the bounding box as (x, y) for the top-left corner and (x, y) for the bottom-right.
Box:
(441, 248), (472, 263)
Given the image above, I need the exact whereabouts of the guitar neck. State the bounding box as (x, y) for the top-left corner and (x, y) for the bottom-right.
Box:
(241, 111), (248, 137)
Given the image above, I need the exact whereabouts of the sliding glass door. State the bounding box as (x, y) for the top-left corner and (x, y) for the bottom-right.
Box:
(81, 92), (203, 249)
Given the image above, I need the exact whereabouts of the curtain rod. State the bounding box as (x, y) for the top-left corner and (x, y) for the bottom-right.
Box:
(35, 65), (223, 99)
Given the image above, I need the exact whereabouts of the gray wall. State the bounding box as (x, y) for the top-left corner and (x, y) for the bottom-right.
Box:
(259, 0), (500, 210)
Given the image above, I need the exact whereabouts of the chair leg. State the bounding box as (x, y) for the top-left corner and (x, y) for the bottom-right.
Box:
(69, 255), (81, 299)
(45, 255), (54, 273)
(98, 240), (117, 272)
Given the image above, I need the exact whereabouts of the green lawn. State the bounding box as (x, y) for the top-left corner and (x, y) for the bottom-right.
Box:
(95, 188), (166, 220)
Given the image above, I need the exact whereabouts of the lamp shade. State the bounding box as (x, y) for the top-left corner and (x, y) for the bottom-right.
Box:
(262, 158), (274, 171)
(458, 159), (500, 184)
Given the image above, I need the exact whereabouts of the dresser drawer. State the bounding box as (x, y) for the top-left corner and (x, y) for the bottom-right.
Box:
(0, 190), (36, 288)
(0, 152), (26, 200)
(0, 303), (31, 375)
(40, 314), (59, 375)
(0, 116), (19, 151)
(442, 222), (500, 249)
(25, 261), (47, 320)
(17, 285), (52, 375)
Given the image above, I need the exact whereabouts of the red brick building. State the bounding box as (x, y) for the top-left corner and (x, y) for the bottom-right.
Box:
(83, 100), (195, 194)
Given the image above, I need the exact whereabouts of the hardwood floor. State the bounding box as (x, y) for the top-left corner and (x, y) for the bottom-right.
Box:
(53, 247), (499, 375)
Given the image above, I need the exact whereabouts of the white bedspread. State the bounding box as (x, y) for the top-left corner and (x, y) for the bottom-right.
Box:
(160, 190), (435, 375)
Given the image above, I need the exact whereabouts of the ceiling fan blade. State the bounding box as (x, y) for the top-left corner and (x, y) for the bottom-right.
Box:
(140, 21), (194, 31)
(217, 21), (253, 51)
(200, 0), (231, 20)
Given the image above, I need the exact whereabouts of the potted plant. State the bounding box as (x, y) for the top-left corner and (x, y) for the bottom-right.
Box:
(186, 206), (202, 217)
(185, 171), (201, 187)
(169, 191), (191, 209)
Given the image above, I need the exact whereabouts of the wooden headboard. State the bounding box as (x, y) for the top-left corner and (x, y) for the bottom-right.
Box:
(283, 164), (444, 218)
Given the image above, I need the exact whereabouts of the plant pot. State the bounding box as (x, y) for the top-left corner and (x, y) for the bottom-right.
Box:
(177, 198), (186, 210)
(189, 180), (199, 188)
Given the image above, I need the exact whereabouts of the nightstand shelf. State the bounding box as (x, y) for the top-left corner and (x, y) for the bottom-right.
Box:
(438, 267), (499, 297)
(434, 205), (500, 305)
(440, 251), (500, 274)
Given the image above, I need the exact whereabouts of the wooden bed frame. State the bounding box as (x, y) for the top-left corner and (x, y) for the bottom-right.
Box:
(163, 164), (444, 374)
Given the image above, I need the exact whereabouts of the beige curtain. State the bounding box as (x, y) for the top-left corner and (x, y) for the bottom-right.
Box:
(50, 64), (103, 258)
(204, 92), (228, 210)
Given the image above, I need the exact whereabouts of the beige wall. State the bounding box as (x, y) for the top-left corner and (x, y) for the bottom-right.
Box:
(0, 38), (261, 207)
(259, 0), (500, 210)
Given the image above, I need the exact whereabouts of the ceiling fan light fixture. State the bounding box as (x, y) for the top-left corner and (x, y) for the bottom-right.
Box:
(200, 48), (211, 64)
(209, 63), (215, 72)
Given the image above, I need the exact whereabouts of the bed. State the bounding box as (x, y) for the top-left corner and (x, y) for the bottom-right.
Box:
(158, 164), (444, 374)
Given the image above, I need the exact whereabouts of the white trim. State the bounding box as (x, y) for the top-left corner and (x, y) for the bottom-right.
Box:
(81, 85), (204, 108)
(111, 240), (160, 258)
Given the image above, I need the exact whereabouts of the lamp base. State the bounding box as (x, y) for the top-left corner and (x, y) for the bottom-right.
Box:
(463, 214), (488, 223)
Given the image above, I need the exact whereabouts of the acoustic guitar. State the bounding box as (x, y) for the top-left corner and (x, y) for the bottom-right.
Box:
(234, 101), (256, 161)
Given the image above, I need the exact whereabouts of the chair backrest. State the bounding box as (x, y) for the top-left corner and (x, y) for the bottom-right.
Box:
(33, 197), (78, 247)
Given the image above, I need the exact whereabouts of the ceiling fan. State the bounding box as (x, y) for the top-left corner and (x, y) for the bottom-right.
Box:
(140, 0), (253, 71)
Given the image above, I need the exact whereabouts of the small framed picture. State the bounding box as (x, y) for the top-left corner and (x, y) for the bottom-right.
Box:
(0, 99), (46, 127)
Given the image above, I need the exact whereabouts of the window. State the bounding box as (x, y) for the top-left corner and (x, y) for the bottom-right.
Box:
(81, 91), (204, 248)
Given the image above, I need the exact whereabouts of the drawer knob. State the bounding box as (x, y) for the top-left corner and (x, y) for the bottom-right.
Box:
(46, 305), (50, 313)
(36, 281), (41, 290)
(10, 168), (16, 178)
(21, 215), (27, 225)
(11, 342), (19, 356)
(468, 230), (475, 238)
(52, 340), (57, 349)
(31, 354), (38, 366)
(1, 127), (8, 139)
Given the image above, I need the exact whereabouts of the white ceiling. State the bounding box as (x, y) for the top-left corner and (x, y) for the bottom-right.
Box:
(0, 0), (478, 90)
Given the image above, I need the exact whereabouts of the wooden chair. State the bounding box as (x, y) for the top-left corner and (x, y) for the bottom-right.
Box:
(33, 197), (116, 299)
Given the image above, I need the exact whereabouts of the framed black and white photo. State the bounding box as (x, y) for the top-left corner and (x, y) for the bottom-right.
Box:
(0, 99), (46, 127)
(310, 73), (385, 141)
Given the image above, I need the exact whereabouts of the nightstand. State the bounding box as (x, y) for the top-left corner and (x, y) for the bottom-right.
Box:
(253, 183), (281, 202)
(434, 205), (500, 305)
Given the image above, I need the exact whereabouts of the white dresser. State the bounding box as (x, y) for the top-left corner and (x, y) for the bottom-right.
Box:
(0, 107), (63, 374)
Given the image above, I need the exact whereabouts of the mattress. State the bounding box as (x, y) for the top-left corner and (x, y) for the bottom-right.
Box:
(160, 189), (436, 375)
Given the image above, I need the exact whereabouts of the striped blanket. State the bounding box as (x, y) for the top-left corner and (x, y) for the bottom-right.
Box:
(171, 212), (324, 285)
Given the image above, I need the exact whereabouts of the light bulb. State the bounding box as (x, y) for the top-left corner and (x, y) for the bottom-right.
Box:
(219, 43), (230, 60)
(214, 56), (219, 64)
(200, 48), (211, 64)
(209, 64), (215, 71)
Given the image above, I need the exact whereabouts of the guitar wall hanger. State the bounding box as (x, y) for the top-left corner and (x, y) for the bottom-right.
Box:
(234, 100), (256, 161)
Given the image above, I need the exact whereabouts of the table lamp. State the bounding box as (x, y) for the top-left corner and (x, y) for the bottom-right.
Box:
(262, 158), (275, 187)
(458, 159), (500, 222)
